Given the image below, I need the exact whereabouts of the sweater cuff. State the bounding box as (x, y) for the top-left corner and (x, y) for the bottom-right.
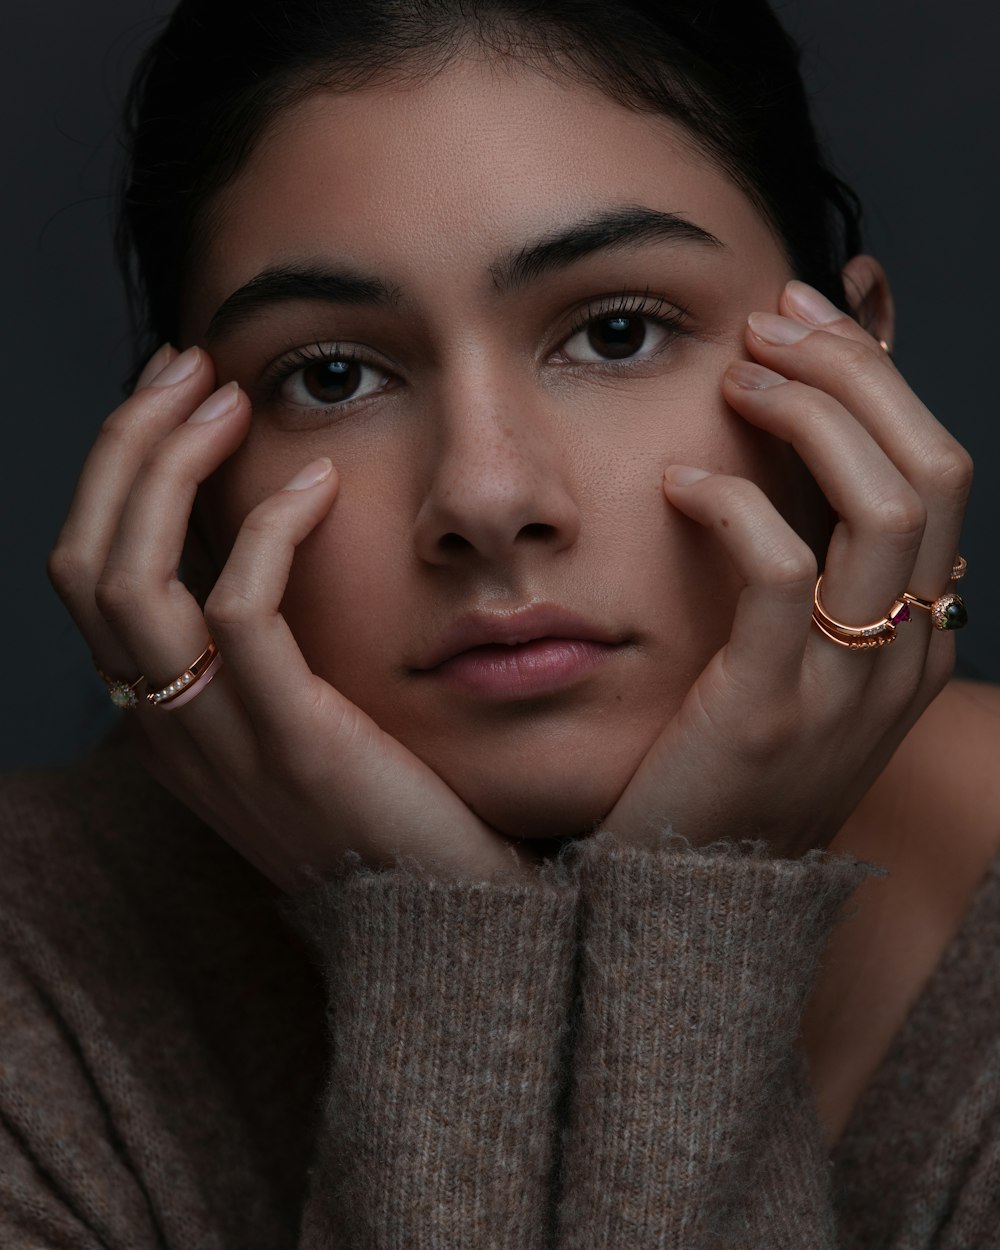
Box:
(554, 830), (883, 1249)
(285, 856), (579, 1250)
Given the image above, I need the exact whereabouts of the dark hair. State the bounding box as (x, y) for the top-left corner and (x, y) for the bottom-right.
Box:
(116, 0), (863, 384)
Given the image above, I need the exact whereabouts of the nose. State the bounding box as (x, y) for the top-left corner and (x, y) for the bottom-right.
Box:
(412, 390), (581, 567)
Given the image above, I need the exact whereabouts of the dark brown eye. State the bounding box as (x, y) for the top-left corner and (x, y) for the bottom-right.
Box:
(561, 308), (676, 365)
(277, 352), (388, 408)
(585, 315), (647, 359)
(301, 358), (362, 402)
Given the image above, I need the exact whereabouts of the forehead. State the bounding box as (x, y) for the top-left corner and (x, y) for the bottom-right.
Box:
(183, 57), (785, 336)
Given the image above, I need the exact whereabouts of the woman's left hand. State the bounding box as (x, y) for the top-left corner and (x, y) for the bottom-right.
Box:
(600, 276), (973, 859)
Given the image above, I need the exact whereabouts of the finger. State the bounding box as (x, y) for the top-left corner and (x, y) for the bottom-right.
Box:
(203, 458), (341, 746)
(135, 342), (176, 390)
(722, 361), (926, 626)
(97, 381), (250, 683)
(48, 344), (216, 675)
(745, 288), (972, 600)
(663, 467), (817, 700)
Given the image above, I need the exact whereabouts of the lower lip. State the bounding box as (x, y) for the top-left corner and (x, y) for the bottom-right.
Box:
(429, 638), (621, 699)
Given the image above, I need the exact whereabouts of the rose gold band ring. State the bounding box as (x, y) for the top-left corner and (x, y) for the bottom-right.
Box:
(812, 556), (968, 650)
(811, 576), (902, 649)
(145, 638), (223, 710)
(95, 665), (146, 711)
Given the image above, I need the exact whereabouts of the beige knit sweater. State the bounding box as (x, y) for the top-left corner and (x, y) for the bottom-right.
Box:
(0, 726), (996, 1248)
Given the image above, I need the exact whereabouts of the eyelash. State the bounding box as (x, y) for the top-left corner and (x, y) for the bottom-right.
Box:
(260, 341), (368, 397)
(259, 290), (692, 410)
(559, 289), (690, 356)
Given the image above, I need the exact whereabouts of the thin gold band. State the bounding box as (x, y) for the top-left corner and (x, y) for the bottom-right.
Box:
(145, 639), (221, 708)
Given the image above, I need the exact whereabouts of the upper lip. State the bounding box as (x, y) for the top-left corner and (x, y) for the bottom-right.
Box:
(416, 605), (626, 670)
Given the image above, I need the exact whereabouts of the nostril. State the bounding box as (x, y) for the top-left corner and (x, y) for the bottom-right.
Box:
(439, 532), (470, 553)
(520, 522), (555, 539)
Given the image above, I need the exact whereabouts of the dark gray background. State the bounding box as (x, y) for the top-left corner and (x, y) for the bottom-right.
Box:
(4, 1), (997, 769)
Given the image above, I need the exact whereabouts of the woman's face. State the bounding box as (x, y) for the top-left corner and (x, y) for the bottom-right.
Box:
(181, 56), (812, 839)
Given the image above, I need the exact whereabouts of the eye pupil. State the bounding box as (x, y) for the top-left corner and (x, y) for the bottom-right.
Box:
(304, 358), (360, 402)
(587, 315), (646, 360)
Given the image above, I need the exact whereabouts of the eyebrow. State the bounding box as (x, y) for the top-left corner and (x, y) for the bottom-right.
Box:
(490, 206), (724, 293)
(204, 206), (724, 343)
(205, 266), (398, 344)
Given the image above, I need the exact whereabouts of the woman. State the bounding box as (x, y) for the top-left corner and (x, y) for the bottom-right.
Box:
(3, 0), (997, 1244)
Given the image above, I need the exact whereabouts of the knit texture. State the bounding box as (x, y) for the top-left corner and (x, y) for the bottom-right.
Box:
(0, 727), (997, 1248)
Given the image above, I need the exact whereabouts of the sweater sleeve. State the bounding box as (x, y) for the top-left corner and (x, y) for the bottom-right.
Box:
(282, 852), (579, 1250)
(552, 829), (882, 1250)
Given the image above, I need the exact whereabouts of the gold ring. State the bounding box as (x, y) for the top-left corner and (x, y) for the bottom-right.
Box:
(146, 639), (223, 709)
(811, 575), (904, 649)
(812, 553), (969, 648)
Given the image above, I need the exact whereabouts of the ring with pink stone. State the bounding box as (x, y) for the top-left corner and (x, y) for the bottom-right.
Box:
(811, 574), (902, 650)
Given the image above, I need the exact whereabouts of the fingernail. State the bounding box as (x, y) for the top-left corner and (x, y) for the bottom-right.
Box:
(150, 345), (201, 387)
(136, 342), (175, 389)
(186, 381), (240, 423)
(785, 281), (843, 325)
(665, 465), (711, 486)
(727, 361), (788, 389)
(748, 312), (812, 345)
(283, 457), (333, 490)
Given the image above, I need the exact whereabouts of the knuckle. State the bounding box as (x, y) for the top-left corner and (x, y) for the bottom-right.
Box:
(238, 506), (280, 543)
(138, 435), (187, 483)
(98, 395), (146, 443)
(711, 478), (764, 527)
(870, 489), (926, 543)
(927, 443), (974, 501)
(736, 698), (799, 762)
(762, 547), (817, 596)
(204, 581), (257, 632)
(47, 545), (94, 603)
(823, 335), (875, 381)
(94, 566), (142, 624)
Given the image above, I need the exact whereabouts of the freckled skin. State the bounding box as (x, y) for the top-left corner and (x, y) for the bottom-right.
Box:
(181, 58), (822, 839)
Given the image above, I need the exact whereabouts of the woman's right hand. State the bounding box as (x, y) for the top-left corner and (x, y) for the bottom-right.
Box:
(48, 344), (539, 894)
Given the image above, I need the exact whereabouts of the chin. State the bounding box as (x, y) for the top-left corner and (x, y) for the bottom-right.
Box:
(435, 745), (643, 842)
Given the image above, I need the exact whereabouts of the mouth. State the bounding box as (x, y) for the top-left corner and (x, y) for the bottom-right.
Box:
(415, 605), (629, 701)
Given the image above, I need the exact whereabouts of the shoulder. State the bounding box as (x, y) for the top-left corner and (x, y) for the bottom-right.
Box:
(906, 678), (1000, 879)
(837, 677), (1000, 893)
(0, 726), (283, 980)
(0, 725), (201, 928)
(0, 735), (322, 1246)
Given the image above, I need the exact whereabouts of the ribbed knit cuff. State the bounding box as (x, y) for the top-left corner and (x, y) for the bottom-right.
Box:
(287, 859), (579, 1250)
(554, 831), (882, 1250)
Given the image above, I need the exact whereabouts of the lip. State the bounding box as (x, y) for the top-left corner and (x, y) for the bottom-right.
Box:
(414, 605), (628, 700)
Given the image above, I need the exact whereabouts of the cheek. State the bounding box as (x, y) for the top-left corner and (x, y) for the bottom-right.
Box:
(279, 512), (409, 703)
(195, 444), (408, 710)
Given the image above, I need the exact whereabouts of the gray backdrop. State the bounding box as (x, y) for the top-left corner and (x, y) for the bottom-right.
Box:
(4, 1), (997, 769)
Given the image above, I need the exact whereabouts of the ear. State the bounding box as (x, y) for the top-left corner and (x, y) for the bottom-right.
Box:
(840, 254), (896, 351)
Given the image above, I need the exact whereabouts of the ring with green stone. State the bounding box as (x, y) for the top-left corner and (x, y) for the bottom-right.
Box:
(899, 589), (969, 632)
(94, 666), (146, 710)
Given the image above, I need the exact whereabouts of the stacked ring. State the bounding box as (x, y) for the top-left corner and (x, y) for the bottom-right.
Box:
(145, 639), (223, 710)
(811, 577), (903, 649)
(812, 555), (969, 650)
